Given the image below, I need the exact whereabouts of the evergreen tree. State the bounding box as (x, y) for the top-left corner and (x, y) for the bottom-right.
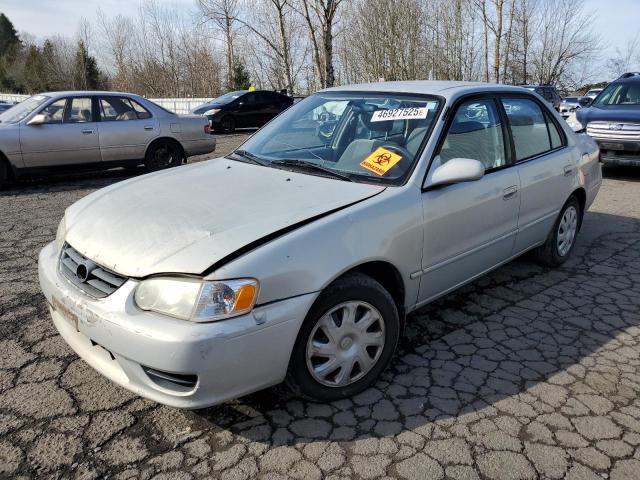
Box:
(22, 44), (46, 93)
(73, 40), (102, 90)
(232, 58), (251, 90)
(0, 13), (19, 54)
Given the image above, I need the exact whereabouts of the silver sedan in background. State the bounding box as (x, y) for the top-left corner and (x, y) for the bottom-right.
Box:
(39, 81), (601, 408)
(0, 91), (216, 187)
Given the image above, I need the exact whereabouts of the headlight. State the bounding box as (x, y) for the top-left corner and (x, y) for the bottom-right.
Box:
(203, 108), (221, 116)
(55, 216), (66, 252)
(134, 277), (259, 322)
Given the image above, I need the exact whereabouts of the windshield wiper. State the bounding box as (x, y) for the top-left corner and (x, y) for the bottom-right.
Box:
(271, 159), (353, 182)
(229, 149), (269, 166)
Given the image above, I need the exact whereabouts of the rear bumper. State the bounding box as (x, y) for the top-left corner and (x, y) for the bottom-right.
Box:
(38, 241), (316, 408)
(182, 137), (216, 157)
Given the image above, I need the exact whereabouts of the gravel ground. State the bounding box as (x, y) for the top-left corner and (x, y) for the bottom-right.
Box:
(1, 134), (639, 480)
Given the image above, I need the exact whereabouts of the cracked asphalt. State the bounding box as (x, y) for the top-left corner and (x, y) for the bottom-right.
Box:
(1, 133), (639, 480)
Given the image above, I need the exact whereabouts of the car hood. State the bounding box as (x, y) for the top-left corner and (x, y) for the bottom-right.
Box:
(64, 159), (385, 278)
(191, 103), (225, 114)
(577, 106), (640, 125)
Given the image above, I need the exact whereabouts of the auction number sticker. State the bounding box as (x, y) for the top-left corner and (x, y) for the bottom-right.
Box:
(371, 107), (428, 122)
(360, 147), (403, 176)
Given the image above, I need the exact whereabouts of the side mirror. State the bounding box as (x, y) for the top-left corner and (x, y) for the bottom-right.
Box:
(424, 158), (485, 189)
(578, 97), (592, 108)
(27, 113), (47, 126)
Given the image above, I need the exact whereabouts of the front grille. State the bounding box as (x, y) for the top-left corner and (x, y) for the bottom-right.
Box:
(59, 243), (127, 298)
(587, 122), (640, 141)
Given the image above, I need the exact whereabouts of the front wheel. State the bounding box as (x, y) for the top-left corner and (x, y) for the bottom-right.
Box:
(535, 196), (581, 267)
(218, 115), (236, 133)
(145, 141), (181, 172)
(286, 272), (400, 402)
(0, 161), (7, 189)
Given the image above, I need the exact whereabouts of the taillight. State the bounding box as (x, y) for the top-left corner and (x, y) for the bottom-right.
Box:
(204, 124), (213, 134)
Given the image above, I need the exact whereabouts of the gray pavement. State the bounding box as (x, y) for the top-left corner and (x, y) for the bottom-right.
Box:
(1, 135), (639, 479)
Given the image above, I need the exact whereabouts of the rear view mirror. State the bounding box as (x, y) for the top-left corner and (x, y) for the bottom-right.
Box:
(578, 97), (592, 108)
(27, 114), (47, 126)
(424, 158), (485, 189)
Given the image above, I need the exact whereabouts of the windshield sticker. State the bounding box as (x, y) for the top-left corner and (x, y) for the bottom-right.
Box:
(360, 147), (403, 176)
(371, 107), (428, 122)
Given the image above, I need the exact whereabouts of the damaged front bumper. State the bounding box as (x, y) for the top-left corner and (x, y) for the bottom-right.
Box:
(38, 241), (316, 409)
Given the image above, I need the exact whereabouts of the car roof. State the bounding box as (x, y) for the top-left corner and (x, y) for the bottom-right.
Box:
(37, 91), (144, 99)
(322, 80), (533, 100)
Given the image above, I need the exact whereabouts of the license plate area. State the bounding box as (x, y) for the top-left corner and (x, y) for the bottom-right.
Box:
(51, 296), (79, 331)
(599, 142), (625, 151)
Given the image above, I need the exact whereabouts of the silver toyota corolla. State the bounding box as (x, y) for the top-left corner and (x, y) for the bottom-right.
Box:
(0, 91), (216, 187)
(39, 81), (602, 408)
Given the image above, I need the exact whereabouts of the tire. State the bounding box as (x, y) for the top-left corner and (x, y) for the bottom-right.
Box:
(0, 160), (7, 190)
(534, 195), (581, 267)
(286, 272), (400, 402)
(145, 140), (182, 172)
(218, 115), (236, 133)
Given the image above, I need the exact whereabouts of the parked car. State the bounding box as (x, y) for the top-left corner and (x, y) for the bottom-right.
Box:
(521, 84), (562, 111)
(0, 91), (216, 187)
(39, 81), (601, 408)
(559, 96), (581, 118)
(191, 90), (294, 132)
(0, 100), (15, 113)
(583, 88), (604, 99)
(577, 72), (640, 166)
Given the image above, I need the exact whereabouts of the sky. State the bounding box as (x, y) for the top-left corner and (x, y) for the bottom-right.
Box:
(0, 0), (638, 81)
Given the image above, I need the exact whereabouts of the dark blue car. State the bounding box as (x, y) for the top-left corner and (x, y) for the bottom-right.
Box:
(577, 72), (640, 167)
(191, 90), (293, 133)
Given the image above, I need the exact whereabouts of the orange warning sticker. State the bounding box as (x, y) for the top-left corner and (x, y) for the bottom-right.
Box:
(360, 147), (403, 176)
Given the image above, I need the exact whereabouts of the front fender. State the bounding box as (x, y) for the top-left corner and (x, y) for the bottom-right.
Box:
(208, 186), (424, 310)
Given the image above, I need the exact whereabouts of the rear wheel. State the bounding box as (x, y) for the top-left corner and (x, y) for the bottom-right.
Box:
(286, 272), (400, 402)
(535, 196), (581, 267)
(0, 159), (8, 189)
(145, 141), (181, 172)
(218, 115), (236, 133)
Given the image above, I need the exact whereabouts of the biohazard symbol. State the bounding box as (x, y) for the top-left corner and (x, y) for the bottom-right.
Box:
(360, 147), (402, 176)
(373, 152), (392, 166)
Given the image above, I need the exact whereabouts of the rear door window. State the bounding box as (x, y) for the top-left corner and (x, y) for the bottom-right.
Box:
(100, 97), (140, 121)
(501, 97), (563, 161)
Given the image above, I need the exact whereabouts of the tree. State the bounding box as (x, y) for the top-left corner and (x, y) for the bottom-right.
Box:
(297, 0), (343, 88)
(0, 13), (19, 54)
(606, 34), (640, 79)
(197, 0), (239, 89)
(73, 40), (102, 90)
(232, 57), (251, 89)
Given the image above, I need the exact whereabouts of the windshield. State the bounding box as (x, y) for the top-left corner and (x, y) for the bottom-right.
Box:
(592, 83), (640, 106)
(0, 95), (49, 124)
(233, 92), (441, 185)
(563, 97), (578, 102)
(210, 91), (247, 105)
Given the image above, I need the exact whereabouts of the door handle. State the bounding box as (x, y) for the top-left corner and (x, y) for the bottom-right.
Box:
(82, 129), (95, 134)
(564, 165), (575, 176)
(144, 126), (154, 131)
(503, 186), (518, 200)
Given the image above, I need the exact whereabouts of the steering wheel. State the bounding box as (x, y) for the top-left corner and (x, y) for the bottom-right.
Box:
(315, 120), (338, 141)
(379, 144), (412, 161)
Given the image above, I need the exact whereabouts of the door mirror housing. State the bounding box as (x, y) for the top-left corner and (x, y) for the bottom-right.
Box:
(578, 97), (593, 108)
(27, 113), (47, 126)
(424, 158), (485, 189)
